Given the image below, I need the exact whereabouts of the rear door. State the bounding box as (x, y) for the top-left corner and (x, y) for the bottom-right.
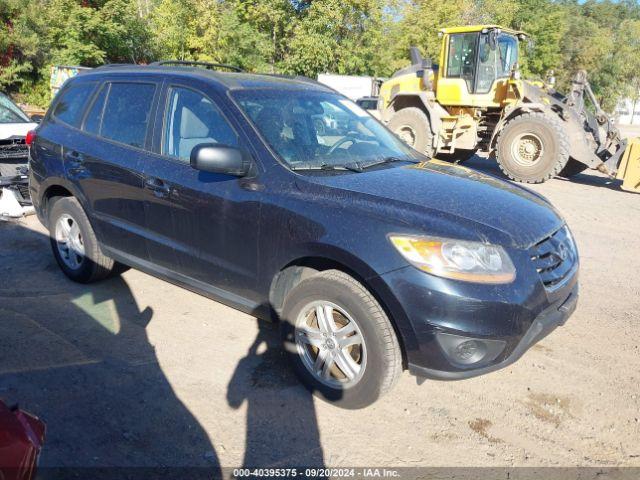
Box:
(73, 79), (160, 260)
(142, 79), (262, 300)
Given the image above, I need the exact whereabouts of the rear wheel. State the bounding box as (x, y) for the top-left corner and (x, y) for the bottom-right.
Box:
(48, 196), (121, 283)
(280, 270), (402, 409)
(495, 111), (569, 183)
(387, 107), (434, 156)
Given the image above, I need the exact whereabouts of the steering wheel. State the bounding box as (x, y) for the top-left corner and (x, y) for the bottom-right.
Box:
(327, 136), (358, 155)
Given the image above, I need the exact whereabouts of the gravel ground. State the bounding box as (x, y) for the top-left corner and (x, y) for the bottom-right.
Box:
(0, 145), (639, 473)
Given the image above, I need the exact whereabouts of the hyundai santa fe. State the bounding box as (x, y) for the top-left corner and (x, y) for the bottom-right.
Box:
(28, 63), (579, 408)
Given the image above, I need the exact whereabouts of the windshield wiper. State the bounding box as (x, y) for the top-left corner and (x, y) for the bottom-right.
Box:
(344, 156), (420, 171)
(290, 163), (363, 173)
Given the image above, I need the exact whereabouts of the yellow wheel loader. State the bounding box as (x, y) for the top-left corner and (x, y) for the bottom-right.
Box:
(378, 25), (640, 192)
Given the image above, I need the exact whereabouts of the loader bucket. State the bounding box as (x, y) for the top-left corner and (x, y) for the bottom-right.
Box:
(616, 138), (640, 193)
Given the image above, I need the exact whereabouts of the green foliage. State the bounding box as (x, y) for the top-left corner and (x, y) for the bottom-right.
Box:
(1, 0), (639, 111)
(283, 0), (391, 77)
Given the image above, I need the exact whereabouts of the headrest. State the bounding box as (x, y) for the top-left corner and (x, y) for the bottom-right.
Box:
(180, 106), (209, 139)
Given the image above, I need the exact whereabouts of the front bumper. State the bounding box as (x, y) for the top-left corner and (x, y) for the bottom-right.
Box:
(370, 254), (579, 381)
(409, 283), (577, 380)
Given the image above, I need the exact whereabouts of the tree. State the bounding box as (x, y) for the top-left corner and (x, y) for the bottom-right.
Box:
(149, 0), (193, 60)
(393, 0), (470, 66)
(615, 19), (640, 120)
(511, 0), (568, 80)
(1, 0), (639, 112)
(283, 0), (391, 77)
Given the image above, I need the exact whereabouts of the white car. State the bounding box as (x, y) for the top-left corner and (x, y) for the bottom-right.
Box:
(1, 92), (38, 176)
(0, 92), (37, 218)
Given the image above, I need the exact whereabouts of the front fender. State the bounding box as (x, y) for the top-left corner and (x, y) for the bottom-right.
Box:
(270, 243), (421, 362)
(489, 102), (547, 150)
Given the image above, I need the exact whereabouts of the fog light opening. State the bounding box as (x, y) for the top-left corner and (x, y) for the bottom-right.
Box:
(436, 333), (506, 369)
(454, 340), (487, 365)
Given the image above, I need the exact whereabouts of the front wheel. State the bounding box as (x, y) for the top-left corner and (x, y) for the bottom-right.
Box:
(495, 111), (569, 183)
(280, 270), (402, 409)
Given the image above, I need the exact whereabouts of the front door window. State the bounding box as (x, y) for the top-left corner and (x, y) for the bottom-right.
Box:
(163, 87), (238, 162)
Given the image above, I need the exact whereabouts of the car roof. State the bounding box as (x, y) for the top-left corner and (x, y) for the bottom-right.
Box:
(76, 64), (335, 93)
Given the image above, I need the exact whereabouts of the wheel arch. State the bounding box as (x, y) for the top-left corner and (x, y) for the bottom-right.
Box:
(269, 252), (413, 369)
(489, 102), (547, 151)
(382, 93), (442, 138)
(38, 178), (85, 228)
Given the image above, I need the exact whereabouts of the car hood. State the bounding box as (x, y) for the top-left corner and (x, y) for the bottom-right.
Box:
(301, 161), (563, 248)
(0, 122), (37, 140)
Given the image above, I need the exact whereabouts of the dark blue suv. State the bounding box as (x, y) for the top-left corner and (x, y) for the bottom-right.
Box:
(29, 63), (579, 408)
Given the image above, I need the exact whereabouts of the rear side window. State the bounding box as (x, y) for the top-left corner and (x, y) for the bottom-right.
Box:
(100, 82), (156, 148)
(53, 82), (96, 127)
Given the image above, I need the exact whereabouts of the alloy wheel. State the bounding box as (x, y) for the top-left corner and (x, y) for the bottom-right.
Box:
(54, 213), (85, 270)
(295, 301), (367, 389)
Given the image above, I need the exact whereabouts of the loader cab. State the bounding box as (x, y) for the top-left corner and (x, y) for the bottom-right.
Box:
(436, 26), (524, 107)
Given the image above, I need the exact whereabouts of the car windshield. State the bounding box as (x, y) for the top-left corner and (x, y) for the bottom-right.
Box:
(233, 89), (421, 171)
(0, 93), (31, 124)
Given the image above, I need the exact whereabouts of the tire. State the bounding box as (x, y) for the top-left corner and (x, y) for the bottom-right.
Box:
(495, 111), (569, 183)
(387, 107), (434, 156)
(48, 196), (118, 283)
(280, 270), (402, 409)
(559, 158), (589, 178)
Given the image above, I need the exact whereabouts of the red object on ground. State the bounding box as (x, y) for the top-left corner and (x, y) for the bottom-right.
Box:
(0, 400), (45, 480)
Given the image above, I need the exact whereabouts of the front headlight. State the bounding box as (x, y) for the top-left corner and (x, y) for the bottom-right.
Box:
(389, 235), (516, 284)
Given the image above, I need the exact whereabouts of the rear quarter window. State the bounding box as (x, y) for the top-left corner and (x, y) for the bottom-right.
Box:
(52, 82), (97, 127)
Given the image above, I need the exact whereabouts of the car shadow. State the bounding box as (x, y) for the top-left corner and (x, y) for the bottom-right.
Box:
(227, 318), (325, 469)
(0, 220), (327, 478)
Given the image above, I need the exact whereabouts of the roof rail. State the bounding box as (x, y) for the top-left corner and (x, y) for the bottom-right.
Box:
(150, 60), (243, 73)
(95, 64), (136, 69)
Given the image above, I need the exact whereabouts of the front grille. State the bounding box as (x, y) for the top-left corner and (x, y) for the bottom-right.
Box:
(530, 226), (577, 290)
(0, 137), (28, 160)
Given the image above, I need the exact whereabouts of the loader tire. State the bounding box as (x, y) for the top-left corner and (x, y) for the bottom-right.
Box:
(559, 158), (589, 178)
(495, 111), (569, 183)
(388, 107), (434, 156)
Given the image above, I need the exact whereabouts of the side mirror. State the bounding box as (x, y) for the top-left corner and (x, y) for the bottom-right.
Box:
(30, 114), (44, 123)
(190, 144), (251, 177)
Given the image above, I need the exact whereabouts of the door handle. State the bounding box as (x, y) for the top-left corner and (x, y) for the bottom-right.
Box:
(144, 177), (171, 197)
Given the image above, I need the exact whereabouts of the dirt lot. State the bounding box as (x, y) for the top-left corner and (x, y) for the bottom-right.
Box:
(0, 151), (639, 472)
